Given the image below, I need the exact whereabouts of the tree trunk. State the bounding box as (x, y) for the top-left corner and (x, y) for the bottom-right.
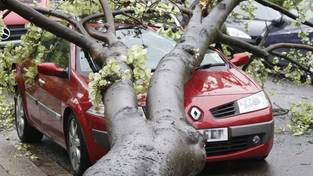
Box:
(1, 0), (313, 175)
(85, 1), (242, 175)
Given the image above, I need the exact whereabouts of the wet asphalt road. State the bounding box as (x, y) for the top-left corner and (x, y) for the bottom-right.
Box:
(1, 77), (313, 176)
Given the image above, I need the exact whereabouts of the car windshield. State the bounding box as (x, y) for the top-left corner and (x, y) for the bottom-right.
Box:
(76, 28), (225, 75)
(234, 1), (313, 22)
(288, 1), (313, 22)
(233, 2), (281, 21)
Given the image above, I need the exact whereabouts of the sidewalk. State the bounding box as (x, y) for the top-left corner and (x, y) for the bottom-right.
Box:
(0, 138), (47, 176)
(0, 130), (72, 176)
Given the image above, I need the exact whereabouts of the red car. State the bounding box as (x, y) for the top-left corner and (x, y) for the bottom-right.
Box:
(15, 28), (273, 175)
(1, 0), (49, 46)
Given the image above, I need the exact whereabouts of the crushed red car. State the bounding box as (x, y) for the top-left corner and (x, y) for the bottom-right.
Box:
(15, 28), (273, 175)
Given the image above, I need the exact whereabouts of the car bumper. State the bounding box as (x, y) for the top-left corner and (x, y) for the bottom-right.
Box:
(83, 112), (109, 164)
(0, 40), (21, 47)
(205, 120), (274, 162)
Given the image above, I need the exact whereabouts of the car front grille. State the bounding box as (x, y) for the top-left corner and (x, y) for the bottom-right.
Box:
(205, 134), (264, 156)
(1, 25), (27, 42)
(210, 102), (238, 118)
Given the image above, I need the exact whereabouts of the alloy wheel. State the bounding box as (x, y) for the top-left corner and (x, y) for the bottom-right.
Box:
(16, 95), (25, 137)
(68, 118), (81, 172)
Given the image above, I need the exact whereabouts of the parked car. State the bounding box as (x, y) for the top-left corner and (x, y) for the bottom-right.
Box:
(227, 1), (313, 46)
(1, 0), (49, 46)
(15, 28), (273, 175)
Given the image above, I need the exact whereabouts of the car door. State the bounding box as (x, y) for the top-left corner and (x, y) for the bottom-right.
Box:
(24, 67), (42, 129)
(36, 36), (71, 144)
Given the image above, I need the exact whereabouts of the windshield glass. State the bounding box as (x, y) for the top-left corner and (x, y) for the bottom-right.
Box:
(233, 2), (281, 21)
(234, 1), (313, 22)
(76, 28), (225, 75)
(288, 1), (313, 22)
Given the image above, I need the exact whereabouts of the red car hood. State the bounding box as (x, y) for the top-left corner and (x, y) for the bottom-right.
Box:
(184, 67), (261, 97)
(79, 67), (261, 103)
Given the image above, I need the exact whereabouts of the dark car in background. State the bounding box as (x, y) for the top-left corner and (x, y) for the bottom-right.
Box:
(227, 1), (313, 46)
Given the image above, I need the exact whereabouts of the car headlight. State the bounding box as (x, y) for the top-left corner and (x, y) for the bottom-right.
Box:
(237, 91), (270, 114)
(86, 104), (105, 117)
(226, 27), (252, 40)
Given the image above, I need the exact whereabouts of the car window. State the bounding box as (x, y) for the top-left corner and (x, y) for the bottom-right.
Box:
(117, 28), (176, 69)
(77, 48), (93, 74)
(76, 28), (225, 75)
(288, 3), (313, 22)
(233, 1), (281, 21)
(40, 35), (70, 69)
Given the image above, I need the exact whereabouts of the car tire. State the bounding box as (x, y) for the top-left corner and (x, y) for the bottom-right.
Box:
(15, 92), (43, 143)
(67, 113), (90, 176)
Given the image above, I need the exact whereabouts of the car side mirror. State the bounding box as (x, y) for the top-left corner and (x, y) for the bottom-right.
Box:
(230, 53), (250, 66)
(37, 63), (67, 78)
(271, 16), (285, 28)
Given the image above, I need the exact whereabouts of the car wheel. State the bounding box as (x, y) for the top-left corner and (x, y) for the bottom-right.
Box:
(67, 113), (90, 176)
(15, 92), (43, 143)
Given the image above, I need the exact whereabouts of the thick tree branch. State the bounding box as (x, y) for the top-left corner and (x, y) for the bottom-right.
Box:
(84, 81), (156, 176)
(217, 31), (313, 75)
(80, 9), (134, 27)
(169, 0), (193, 16)
(85, 2), (208, 175)
(266, 43), (313, 52)
(80, 9), (137, 44)
(99, 0), (115, 33)
(33, 7), (89, 35)
(86, 28), (115, 44)
(148, 0), (243, 121)
(270, 51), (313, 76)
(255, 0), (313, 28)
(218, 29), (313, 79)
(217, 30), (270, 57)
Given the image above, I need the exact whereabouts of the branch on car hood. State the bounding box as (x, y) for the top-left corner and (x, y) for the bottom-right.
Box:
(217, 30), (270, 58)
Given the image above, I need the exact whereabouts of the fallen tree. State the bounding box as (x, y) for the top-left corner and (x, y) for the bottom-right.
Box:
(0, 0), (312, 175)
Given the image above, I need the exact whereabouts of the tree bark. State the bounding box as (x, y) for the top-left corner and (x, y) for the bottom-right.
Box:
(2, 0), (313, 175)
(86, 1), (243, 176)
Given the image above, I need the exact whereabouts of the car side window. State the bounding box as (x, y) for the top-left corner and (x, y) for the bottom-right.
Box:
(40, 34), (70, 69)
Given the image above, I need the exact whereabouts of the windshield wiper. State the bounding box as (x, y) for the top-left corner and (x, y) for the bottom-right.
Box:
(151, 63), (226, 72)
(196, 63), (226, 70)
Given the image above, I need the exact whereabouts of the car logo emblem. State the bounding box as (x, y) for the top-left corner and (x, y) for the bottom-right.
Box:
(1, 27), (11, 40)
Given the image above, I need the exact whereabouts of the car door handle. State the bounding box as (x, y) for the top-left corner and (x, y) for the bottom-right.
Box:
(38, 78), (46, 86)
